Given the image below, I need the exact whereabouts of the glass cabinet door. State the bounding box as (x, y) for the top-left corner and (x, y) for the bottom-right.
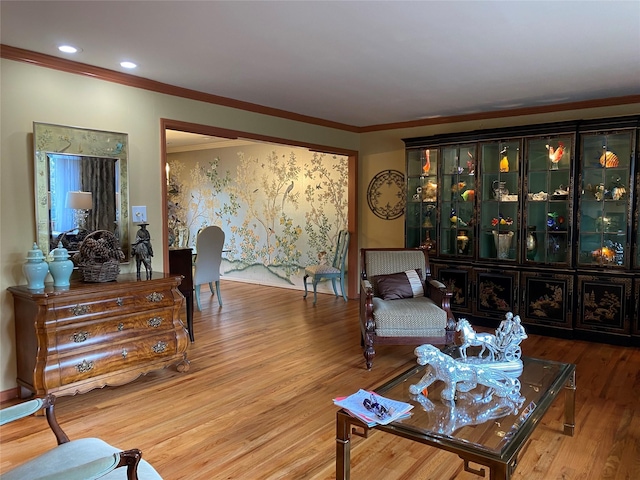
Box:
(406, 148), (439, 252)
(578, 130), (634, 268)
(479, 139), (521, 261)
(440, 144), (476, 257)
(524, 135), (574, 265)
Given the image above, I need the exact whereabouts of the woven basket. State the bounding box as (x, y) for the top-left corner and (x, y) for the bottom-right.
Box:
(72, 230), (124, 282)
(79, 259), (120, 282)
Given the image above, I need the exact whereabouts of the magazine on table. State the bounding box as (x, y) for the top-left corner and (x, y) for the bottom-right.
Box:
(333, 389), (413, 426)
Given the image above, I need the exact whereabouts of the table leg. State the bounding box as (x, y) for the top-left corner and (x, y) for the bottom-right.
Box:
(336, 410), (351, 480)
(490, 462), (509, 480)
(563, 368), (576, 436)
(186, 293), (195, 342)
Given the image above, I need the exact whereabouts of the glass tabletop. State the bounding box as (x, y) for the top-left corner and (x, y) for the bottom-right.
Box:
(373, 356), (575, 460)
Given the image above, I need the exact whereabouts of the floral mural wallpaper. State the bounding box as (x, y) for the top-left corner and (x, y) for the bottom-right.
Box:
(167, 143), (348, 293)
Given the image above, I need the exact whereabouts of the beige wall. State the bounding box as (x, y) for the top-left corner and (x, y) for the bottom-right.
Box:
(1, 57), (638, 395)
(0, 59), (359, 394)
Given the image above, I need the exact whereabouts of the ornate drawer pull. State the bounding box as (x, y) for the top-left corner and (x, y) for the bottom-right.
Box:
(116, 297), (124, 306)
(117, 323), (124, 331)
(152, 341), (167, 354)
(71, 331), (90, 343)
(147, 317), (163, 328)
(76, 360), (94, 373)
(146, 292), (164, 302)
(70, 305), (91, 316)
(122, 349), (128, 359)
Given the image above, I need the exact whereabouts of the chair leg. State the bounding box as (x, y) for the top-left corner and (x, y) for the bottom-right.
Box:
(303, 274), (309, 298)
(214, 281), (222, 306)
(312, 279), (318, 305)
(340, 274), (347, 302)
(208, 282), (215, 295)
(194, 285), (202, 311)
(331, 278), (339, 297)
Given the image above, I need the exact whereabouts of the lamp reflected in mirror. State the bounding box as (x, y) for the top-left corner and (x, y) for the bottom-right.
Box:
(66, 191), (93, 230)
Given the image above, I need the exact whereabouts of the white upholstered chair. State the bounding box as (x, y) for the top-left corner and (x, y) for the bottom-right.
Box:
(193, 226), (225, 310)
(0, 394), (162, 480)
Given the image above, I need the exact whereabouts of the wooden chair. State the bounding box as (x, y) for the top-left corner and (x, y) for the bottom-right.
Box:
(360, 248), (456, 369)
(0, 394), (162, 479)
(303, 230), (350, 305)
(193, 226), (225, 310)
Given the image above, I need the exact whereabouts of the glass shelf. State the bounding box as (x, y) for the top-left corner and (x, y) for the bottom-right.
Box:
(578, 131), (633, 268)
(479, 140), (521, 261)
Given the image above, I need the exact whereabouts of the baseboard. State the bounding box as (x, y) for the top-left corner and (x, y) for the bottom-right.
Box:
(0, 387), (19, 403)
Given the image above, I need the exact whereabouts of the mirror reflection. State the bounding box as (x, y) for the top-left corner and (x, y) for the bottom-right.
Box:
(33, 123), (129, 262)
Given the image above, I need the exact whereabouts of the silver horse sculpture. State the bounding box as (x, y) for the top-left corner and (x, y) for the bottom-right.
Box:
(456, 318), (498, 361)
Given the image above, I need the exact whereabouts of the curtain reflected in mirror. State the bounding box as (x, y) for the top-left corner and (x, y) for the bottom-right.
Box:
(34, 122), (129, 262)
(48, 155), (119, 251)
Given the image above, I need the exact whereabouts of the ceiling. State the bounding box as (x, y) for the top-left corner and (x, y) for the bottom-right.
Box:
(2, 1), (639, 129)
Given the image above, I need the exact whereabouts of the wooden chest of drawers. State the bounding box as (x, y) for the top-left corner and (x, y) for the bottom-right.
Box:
(8, 273), (190, 398)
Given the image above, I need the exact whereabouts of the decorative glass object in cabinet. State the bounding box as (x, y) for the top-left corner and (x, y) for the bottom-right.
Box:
(407, 148), (439, 251)
(525, 136), (573, 264)
(479, 140), (520, 261)
(578, 131), (633, 267)
(440, 145), (476, 257)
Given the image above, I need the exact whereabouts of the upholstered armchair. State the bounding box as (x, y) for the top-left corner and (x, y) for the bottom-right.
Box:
(360, 248), (456, 369)
(0, 394), (162, 480)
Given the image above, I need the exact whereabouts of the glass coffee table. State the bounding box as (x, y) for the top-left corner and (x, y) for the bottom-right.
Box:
(336, 356), (575, 480)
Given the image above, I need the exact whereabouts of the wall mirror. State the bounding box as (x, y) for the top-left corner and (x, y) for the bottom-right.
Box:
(33, 122), (130, 262)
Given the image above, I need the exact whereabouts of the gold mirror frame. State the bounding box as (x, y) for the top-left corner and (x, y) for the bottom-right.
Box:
(33, 122), (130, 262)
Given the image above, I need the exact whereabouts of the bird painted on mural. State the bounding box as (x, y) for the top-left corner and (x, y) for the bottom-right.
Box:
(282, 181), (294, 209)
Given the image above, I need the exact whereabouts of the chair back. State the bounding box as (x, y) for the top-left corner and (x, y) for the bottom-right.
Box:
(193, 226), (225, 285)
(331, 230), (350, 271)
(361, 248), (429, 297)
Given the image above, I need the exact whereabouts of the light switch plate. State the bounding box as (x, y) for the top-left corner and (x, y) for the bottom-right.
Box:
(132, 206), (147, 223)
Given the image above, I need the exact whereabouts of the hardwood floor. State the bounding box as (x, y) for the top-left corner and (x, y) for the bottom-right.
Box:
(1, 281), (639, 479)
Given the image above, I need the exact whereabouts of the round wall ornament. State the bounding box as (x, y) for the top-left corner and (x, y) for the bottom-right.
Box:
(367, 170), (405, 220)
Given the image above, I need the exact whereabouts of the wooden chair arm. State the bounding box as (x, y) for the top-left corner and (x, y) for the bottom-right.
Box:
(359, 277), (375, 332)
(425, 279), (456, 332)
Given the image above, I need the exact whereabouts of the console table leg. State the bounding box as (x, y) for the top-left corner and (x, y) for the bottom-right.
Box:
(336, 411), (351, 480)
(564, 369), (576, 436)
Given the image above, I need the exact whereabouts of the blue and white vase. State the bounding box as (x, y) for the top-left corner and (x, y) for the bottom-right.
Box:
(23, 242), (49, 290)
(49, 242), (74, 288)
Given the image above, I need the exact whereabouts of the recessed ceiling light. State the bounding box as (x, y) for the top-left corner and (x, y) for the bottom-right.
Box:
(120, 61), (137, 69)
(58, 45), (79, 54)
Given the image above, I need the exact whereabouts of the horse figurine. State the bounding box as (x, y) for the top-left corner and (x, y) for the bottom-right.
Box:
(456, 318), (498, 361)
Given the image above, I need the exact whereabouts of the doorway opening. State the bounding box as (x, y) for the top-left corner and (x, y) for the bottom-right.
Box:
(161, 119), (358, 300)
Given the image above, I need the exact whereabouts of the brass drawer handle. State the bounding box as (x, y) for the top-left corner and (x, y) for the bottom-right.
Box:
(70, 305), (91, 316)
(76, 360), (94, 373)
(146, 292), (164, 302)
(122, 349), (128, 359)
(147, 317), (163, 328)
(71, 331), (90, 343)
(152, 341), (167, 354)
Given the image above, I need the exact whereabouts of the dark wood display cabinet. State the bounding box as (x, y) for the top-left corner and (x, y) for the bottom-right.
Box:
(404, 115), (639, 344)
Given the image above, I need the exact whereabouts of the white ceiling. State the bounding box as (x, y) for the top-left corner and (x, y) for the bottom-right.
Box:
(2, 1), (639, 128)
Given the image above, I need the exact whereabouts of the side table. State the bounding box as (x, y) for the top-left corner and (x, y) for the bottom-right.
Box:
(169, 247), (194, 341)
